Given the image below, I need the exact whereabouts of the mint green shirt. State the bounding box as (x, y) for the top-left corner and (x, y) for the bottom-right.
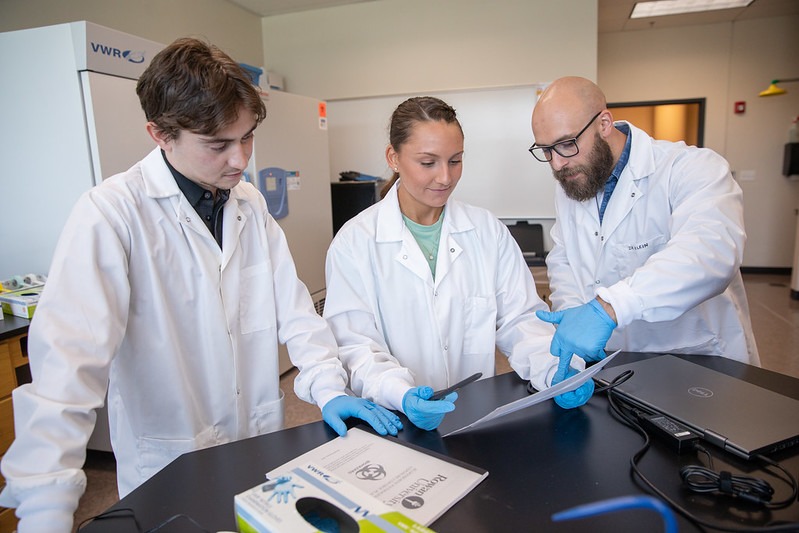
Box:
(403, 210), (445, 279)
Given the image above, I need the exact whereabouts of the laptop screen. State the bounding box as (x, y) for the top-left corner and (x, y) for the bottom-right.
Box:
(504, 220), (545, 259)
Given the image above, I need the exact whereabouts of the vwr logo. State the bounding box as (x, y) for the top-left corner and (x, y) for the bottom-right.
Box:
(90, 42), (146, 64)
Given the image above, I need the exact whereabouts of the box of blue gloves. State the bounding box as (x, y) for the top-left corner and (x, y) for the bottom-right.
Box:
(235, 462), (435, 532)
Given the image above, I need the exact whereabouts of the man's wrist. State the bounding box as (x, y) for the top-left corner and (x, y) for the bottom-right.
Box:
(595, 296), (617, 324)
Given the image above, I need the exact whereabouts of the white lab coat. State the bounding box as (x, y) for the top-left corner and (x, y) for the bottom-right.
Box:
(324, 183), (560, 411)
(0, 148), (347, 517)
(546, 122), (759, 365)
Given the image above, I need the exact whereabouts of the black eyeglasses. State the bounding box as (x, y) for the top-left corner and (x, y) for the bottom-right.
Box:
(528, 111), (602, 162)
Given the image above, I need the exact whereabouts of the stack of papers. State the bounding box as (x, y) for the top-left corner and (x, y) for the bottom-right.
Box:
(266, 427), (488, 526)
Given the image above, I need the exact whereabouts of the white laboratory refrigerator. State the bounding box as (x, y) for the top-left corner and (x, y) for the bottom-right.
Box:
(0, 21), (163, 279)
(245, 90), (335, 375)
(0, 22), (162, 452)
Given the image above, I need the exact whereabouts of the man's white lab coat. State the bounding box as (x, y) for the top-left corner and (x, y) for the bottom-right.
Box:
(0, 148), (347, 525)
(324, 183), (560, 411)
(546, 122), (759, 364)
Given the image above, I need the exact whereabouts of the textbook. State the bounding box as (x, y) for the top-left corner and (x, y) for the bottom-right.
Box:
(235, 462), (435, 533)
(267, 427), (488, 526)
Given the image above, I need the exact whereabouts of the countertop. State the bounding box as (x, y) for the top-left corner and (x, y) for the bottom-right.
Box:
(0, 314), (30, 341)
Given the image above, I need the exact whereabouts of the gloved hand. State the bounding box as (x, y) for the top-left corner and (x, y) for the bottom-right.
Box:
(402, 386), (458, 431)
(536, 299), (616, 372)
(322, 396), (403, 437)
(552, 364), (595, 409)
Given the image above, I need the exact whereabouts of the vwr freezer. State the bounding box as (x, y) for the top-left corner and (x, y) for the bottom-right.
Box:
(0, 21), (163, 452)
(0, 21), (163, 278)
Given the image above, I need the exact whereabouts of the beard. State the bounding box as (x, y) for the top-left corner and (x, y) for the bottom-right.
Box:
(553, 136), (615, 202)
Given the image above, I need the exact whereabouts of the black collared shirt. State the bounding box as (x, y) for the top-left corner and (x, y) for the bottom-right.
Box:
(161, 150), (230, 249)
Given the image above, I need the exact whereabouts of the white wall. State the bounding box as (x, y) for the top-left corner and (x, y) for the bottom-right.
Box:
(326, 85), (559, 220)
(0, 0), (264, 66)
(4, 1), (793, 268)
(260, 0), (598, 248)
(599, 16), (799, 268)
(260, 0), (598, 100)
(727, 16), (799, 269)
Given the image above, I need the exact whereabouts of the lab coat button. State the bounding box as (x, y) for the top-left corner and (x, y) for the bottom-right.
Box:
(402, 255), (408, 260)
(594, 231), (599, 236)
(444, 345), (448, 351)
(631, 192), (636, 197)
(185, 217), (191, 223)
(595, 280), (600, 284)
(237, 216), (242, 221)
(450, 248), (455, 253)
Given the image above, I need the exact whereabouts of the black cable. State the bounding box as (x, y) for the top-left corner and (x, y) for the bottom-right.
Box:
(681, 443), (795, 509)
(594, 369), (634, 393)
(600, 373), (799, 533)
(144, 513), (212, 532)
(753, 454), (799, 509)
(683, 443), (798, 509)
(681, 464), (775, 505)
(77, 507), (141, 531)
(77, 507), (212, 532)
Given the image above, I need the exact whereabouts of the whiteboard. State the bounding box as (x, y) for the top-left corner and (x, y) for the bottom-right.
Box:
(327, 85), (558, 219)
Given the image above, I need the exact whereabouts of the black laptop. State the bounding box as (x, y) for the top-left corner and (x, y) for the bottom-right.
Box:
(594, 355), (799, 460)
(504, 220), (547, 266)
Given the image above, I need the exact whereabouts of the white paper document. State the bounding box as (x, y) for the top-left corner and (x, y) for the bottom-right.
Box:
(443, 350), (621, 437)
(268, 427), (488, 526)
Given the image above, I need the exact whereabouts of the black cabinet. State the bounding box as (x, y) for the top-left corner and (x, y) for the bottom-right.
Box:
(330, 181), (380, 235)
(784, 142), (799, 176)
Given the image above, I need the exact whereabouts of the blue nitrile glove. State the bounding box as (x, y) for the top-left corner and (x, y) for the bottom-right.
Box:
(322, 396), (403, 437)
(536, 299), (617, 371)
(401, 386), (458, 431)
(552, 364), (595, 409)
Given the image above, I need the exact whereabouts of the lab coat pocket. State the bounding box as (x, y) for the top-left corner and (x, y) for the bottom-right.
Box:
(611, 234), (667, 278)
(240, 262), (277, 335)
(253, 389), (285, 434)
(462, 296), (496, 355)
(137, 425), (218, 485)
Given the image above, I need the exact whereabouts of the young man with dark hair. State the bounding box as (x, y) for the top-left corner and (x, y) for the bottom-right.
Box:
(0, 37), (400, 533)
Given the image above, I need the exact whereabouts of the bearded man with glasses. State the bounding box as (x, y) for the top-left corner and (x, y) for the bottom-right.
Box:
(528, 76), (759, 378)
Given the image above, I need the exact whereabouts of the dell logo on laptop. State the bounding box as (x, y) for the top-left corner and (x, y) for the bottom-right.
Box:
(688, 387), (714, 398)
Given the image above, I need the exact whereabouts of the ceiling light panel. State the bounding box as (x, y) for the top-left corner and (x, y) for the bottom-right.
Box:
(631, 0), (753, 18)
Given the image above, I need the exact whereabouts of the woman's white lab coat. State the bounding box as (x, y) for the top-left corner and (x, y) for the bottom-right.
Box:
(546, 122), (759, 364)
(324, 183), (560, 411)
(0, 148), (347, 514)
